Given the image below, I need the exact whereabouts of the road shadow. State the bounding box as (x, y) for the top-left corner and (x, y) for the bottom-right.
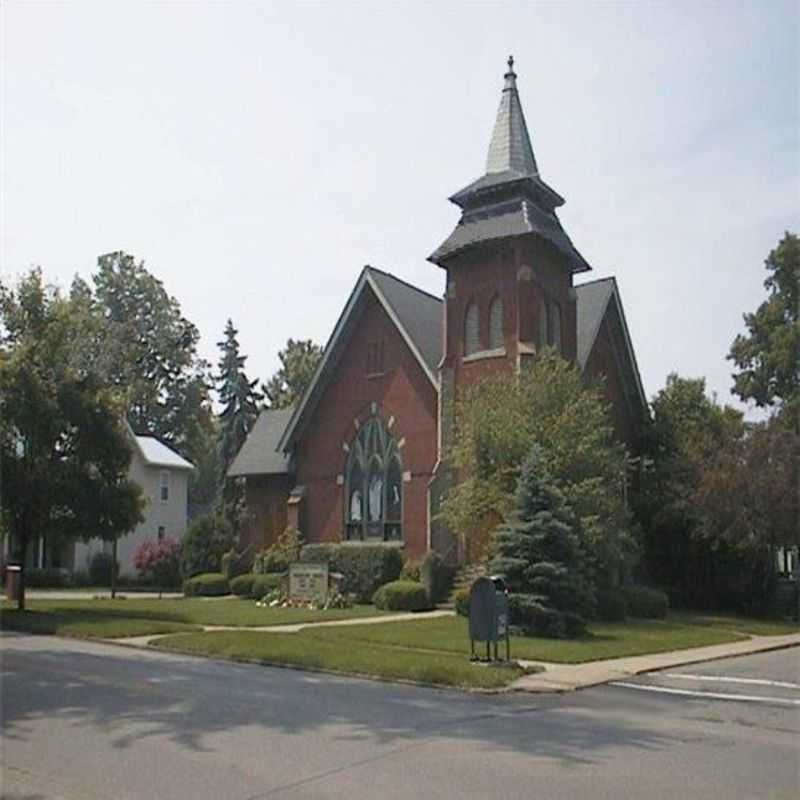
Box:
(1, 632), (678, 768)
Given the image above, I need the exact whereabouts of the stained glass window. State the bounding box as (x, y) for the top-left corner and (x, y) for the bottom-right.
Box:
(344, 413), (402, 541)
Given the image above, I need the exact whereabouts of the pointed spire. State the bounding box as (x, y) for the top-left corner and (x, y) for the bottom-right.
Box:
(485, 55), (538, 176)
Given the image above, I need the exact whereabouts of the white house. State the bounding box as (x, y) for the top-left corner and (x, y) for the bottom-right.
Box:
(72, 434), (194, 577)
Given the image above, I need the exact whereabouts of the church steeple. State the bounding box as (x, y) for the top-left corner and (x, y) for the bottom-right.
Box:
(485, 56), (539, 177)
(429, 56), (589, 273)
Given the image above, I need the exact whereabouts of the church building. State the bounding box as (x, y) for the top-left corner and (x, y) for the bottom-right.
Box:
(229, 58), (647, 565)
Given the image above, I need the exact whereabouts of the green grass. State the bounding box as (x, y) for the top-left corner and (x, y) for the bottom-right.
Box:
(669, 612), (800, 638)
(0, 607), (200, 639)
(300, 615), (789, 664)
(0, 597), (390, 632)
(152, 629), (525, 689)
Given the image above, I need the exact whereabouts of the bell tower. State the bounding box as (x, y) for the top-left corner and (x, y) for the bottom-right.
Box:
(429, 56), (591, 457)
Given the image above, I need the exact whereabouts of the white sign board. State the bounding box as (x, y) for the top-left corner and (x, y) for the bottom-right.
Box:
(289, 562), (329, 602)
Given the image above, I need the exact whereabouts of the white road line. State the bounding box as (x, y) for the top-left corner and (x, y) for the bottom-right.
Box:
(610, 681), (800, 707)
(662, 673), (800, 690)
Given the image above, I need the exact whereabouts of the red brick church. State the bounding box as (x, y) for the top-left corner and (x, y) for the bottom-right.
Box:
(229, 58), (647, 565)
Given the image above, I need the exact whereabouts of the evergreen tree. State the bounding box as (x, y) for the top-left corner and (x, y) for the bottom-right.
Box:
(216, 319), (262, 489)
(490, 445), (594, 638)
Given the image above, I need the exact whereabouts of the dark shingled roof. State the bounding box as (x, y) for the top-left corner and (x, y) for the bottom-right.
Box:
(430, 58), (589, 273)
(575, 278), (615, 371)
(227, 407), (294, 477)
(366, 267), (442, 375)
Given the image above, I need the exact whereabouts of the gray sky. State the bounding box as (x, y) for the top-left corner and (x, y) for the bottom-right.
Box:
(3, 0), (798, 417)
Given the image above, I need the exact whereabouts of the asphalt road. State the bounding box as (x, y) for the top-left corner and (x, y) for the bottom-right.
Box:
(1, 632), (798, 800)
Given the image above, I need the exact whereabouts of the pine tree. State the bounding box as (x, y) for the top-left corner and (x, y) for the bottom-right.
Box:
(216, 319), (263, 488)
(489, 445), (595, 638)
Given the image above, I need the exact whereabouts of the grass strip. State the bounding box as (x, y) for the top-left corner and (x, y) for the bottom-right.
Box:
(0, 598), (391, 628)
(305, 616), (755, 664)
(0, 608), (200, 639)
(152, 629), (525, 689)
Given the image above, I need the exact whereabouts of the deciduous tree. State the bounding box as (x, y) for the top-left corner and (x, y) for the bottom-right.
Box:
(0, 270), (143, 608)
(263, 338), (322, 409)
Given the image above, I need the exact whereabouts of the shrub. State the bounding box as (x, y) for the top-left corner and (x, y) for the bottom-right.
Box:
(454, 587), (471, 617)
(372, 580), (431, 611)
(253, 527), (303, 574)
(400, 559), (421, 582)
(23, 568), (71, 588)
(595, 588), (628, 622)
(508, 593), (587, 638)
(230, 573), (258, 597)
(420, 551), (454, 605)
(183, 572), (229, 597)
(89, 552), (119, 585)
(624, 585), (669, 619)
(181, 515), (234, 578)
(300, 544), (403, 603)
(250, 573), (284, 599)
(133, 538), (182, 588)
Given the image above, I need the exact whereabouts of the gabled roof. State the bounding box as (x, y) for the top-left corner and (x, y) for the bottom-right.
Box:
(134, 436), (194, 471)
(575, 277), (647, 411)
(277, 267), (441, 452)
(227, 408), (294, 477)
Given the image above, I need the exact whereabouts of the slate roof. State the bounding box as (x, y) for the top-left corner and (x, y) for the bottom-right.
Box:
(430, 58), (589, 273)
(135, 436), (194, 471)
(367, 268), (442, 376)
(227, 408), (294, 477)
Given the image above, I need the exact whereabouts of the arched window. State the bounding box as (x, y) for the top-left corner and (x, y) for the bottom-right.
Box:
(538, 297), (549, 348)
(464, 301), (479, 356)
(345, 412), (402, 541)
(488, 295), (503, 350)
(551, 303), (562, 353)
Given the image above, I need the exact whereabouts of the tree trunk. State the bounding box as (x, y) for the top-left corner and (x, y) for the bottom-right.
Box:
(111, 536), (117, 599)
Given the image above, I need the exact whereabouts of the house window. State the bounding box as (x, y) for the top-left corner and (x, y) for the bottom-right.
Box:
(345, 412), (402, 542)
(488, 295), (503, 350)
(464, 301), (479, 356)
(160, 471), (170, 503)
(157, 526), (165, 541)
(551, 302), (562, 353)
(538, 297), (549, 348)
(366, 341), (384, 375)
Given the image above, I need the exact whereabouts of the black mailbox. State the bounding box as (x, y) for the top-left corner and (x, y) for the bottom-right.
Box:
(468, 575), (510, 662)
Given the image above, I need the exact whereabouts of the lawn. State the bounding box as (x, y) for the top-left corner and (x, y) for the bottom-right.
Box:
(300, 612), (799, 664)
(152, 629), (525, 690)
(0, 597), (390, 638)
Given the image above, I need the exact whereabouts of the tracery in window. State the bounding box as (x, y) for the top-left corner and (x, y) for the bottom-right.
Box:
(464, 301), (480, 356)
(345, 413), (402, 541)
(488, 295), (503, 350)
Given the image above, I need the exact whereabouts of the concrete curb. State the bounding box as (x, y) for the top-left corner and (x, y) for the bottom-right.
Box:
(509, 633), (800, 693)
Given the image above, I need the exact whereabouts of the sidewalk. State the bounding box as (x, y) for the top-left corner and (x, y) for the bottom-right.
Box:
(112, 608), (454, 647)
(511, 632), (800, 693)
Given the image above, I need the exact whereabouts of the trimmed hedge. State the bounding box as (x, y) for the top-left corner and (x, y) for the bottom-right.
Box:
(23, 568), (72, 589)
(183, 572), (229, 597)
(300, 544), (403, 603)
(372, 580), (431, 612)
(420, 552), (454, 605)
(454, 587), (470, 617)
(595, 588), (628, 622)
(89, 552), (118, 585)
(230, 573), (258, 597)
(250, 573), (284, 599)
(624, 585), (669, 619)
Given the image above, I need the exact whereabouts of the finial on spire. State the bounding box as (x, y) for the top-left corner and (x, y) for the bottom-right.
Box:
(507, 55), (514, 73)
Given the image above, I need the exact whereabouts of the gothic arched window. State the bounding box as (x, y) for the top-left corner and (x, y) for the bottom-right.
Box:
(464, 301), (480, 356)
(538, 297), (549, 348)
(551, 302), (562, 353)
(345, 413), (402, 541)
(488, 295), (503, 350)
